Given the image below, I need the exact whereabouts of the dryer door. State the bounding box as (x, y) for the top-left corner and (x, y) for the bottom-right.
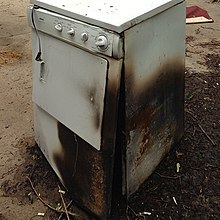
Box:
(32, 32), (108, 150)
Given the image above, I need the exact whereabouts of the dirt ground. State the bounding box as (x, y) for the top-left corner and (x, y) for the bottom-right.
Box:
(0, 0), (219, 219)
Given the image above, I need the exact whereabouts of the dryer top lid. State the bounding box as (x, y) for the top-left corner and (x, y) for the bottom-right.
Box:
(30, 0), (184, 33)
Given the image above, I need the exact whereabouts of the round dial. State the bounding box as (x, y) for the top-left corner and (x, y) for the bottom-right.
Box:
(96, 35), (108, 50)
(54, 23), (63, 32)
(81, 33), (89, 42)
(67, 28), (75, 36)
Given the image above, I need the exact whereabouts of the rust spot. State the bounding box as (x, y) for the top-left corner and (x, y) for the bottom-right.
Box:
(125, 59), (185, 171)
(139, 127), (150, 155)
(127, 107), (154, 158)
(0, 51), (22, 66)
(126, 59), (185, 132)
(90, 155), (105, 210)
(127, 107), (154, 131)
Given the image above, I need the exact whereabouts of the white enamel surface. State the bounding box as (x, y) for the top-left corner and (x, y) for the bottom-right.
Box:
(32, 31), (108, 150)
(27, 7), (122, 57)
(30, 0), (183, 32)
(34, 104), (62, 179)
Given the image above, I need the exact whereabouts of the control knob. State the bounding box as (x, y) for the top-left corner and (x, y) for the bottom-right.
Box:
(54, 23), (63, 32)
(81, 33), (89, 42)
(67, 28), (75, 36)
(96, 35), (108, 50)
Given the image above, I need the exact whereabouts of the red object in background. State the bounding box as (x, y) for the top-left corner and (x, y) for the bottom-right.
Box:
(186, 6), (212, 19)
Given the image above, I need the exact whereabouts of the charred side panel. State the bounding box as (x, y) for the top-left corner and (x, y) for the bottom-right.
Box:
(125, 62), (185, 195)
(126, 65), (185, 195)
(127, 61), (185, 140)
(110, 68), (127, 219)
(124, 2), (186, 195)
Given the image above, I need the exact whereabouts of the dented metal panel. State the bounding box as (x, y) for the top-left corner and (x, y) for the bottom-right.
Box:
(124, 2), (185, 196)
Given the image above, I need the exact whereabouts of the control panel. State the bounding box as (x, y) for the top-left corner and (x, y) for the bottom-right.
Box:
(28, 6), (123, 58)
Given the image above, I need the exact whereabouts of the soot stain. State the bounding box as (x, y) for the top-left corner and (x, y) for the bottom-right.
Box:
(54, 122), (92, 201)
(126, 60), (184, 131)
(88, 86), (101, 130)
(54, 121), (107, 218)
(125, 60), (185, 163)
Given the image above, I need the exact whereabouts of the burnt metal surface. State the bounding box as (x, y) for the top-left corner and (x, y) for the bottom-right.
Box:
(125, 60), (185, 195)
(87, 85), (102, 130)
(52, 58), (123, 220)
(54, 122), (106, 218)
(124, 2), (186, 196)
(126, 60), (185, 140)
